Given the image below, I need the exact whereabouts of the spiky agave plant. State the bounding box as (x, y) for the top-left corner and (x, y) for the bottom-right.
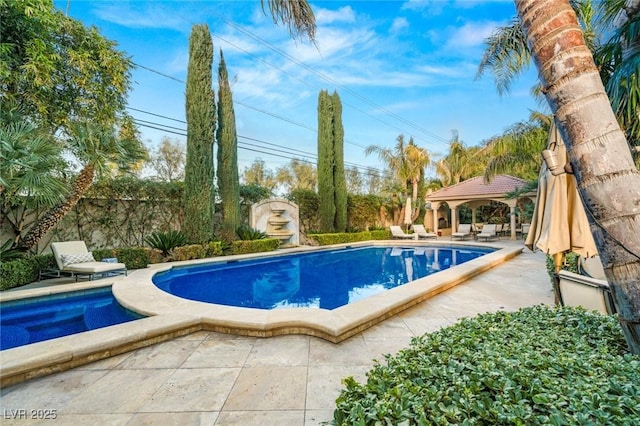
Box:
(145, 230), (188, 256)
(236, 225), (267, 241)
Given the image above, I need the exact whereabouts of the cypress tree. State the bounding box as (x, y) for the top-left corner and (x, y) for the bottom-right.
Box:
(216, 50), (240, 239)
(317, 90), (335, 232)
(184, 24), (216, 243)
(331, 91), (347, 232)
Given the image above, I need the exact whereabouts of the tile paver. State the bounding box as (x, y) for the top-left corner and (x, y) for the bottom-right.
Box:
(0, 242), (554, 425)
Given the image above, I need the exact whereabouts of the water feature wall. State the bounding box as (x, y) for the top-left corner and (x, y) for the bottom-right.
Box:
(250, 199), (299, 246)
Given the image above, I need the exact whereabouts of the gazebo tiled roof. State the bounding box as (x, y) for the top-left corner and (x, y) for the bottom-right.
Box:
(426, 175), (530, 201)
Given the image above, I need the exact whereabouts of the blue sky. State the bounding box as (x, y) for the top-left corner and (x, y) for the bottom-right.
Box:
(55, 0), (544, 177)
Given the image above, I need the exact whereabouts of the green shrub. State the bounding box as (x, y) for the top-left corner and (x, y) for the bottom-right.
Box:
(333, 306), (639, 425)
(93, 247), (150, 270)
(0, 254), (58, 291)
(308, 229), (391, 245)
(170, 244), (209, 261)
(236, 225), (267, 240)
(0, 258), (36, 291)
(144, 247), (164, 264)
(545, 252), (579, 282)
(206, 241), (223, 257)
(231, 238), (280, 255)
(30, 253), (56, 271)
(145, 230), (188, 256)
(369, 229), (391, 240)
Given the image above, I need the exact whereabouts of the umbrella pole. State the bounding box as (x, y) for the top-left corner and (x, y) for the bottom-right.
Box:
(552, 252), (565, 306)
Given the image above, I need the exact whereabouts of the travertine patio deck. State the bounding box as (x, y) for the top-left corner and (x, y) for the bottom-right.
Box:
(0, 240), (554, 425)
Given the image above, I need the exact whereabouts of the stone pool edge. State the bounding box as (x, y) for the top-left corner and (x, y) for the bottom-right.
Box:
(1, 241), (521, 387)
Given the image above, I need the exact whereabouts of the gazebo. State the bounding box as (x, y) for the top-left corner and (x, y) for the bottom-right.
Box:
(425, 175), (536, 240)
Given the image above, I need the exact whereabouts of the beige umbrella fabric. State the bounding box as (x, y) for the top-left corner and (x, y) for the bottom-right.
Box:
(525, 121), (598, 258)
(404, 196), (412, 231)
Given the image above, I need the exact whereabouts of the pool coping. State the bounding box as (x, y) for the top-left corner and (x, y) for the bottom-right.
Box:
(1, 240), (521, 387)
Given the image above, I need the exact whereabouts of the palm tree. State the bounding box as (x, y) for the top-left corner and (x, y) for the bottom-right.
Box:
(483, 113), (550, 181)
(262, 0), (316, 41)
(1, 111), (68, 248)
(515, 0), (640, 353)
(478, 0), (639, 151)
(16, 120), (147, 251)
(436, 131), (486, 186)
(405, 139), (430, 202)
(366, 135), (431, 224)
(596, 0), (640, 157)
(365, 135), (410, 197)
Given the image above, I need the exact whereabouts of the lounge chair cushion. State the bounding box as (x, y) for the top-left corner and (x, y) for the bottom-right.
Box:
(60, 252), (96, 267)
(63, 261), (127, 274)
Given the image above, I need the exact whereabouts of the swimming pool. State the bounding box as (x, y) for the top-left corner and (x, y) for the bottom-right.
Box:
(153, 245), (494, 309)
(3, 241), (522, 386)
(0, 287), (144, 350)
(110, 241), (518, 344)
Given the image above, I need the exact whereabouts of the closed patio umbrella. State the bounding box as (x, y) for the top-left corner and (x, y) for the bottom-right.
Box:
(526, 120), (598, 289)
(404, 196), (412, 232)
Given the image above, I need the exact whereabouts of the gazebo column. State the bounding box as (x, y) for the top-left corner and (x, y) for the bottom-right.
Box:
(510, 205), (517, 240)
(450, 206), (458, 233)
(431, 202), (440, 234)
(471, 208), (477, 226)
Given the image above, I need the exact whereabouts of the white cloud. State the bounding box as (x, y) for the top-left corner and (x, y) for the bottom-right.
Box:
(445, 21), (500, 48)
(401, 0), (445, 15)
(315, 6), (356, 24)
(92, 3), (190, 32)
(390, 17), (410, 34)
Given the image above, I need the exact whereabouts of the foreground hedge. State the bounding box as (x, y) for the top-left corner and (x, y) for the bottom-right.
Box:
(231, 238), (280, 255)
(333, 306), (639, 425)
(0, 254), (56, 291)
(309, 229), (391, 245)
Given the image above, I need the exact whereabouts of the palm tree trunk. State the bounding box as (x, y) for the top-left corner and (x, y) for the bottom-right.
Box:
(17, 165), (95, 251)
(515, 0), (640, 353)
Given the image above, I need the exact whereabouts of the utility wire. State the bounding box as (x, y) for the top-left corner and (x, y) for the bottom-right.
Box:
(131, 117), (390, 179)
(220, 18), (450, 144)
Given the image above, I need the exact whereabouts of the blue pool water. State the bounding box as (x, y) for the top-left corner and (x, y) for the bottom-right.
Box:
(1, 288), (144, 350)
(154, 245), (494, 310)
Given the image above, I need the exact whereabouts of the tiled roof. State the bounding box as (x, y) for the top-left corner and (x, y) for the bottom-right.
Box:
(426, 175), (530, 201)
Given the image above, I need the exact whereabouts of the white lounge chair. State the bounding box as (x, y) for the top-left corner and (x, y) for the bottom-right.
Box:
(451, 224), (472, 240)
(412, 224), (437, 239)
(50, 241), (127, 281)
(476, 224), (498, 241)
(390, 225), (415, 240)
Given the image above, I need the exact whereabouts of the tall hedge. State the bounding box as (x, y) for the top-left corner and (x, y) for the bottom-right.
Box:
(317, 89), (335, 232)
(331, 91), (347, 232)
(184, 24), (215, 243)
(216, 50), (240, 240)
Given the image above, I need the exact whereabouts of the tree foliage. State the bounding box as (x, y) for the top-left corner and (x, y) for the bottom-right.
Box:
(332, 92), (347, 232)
(316, 90), (347, 232)
(216, 50), (240, 239)
(146, 137), (186, 182)
(276, 159), (317, 193)
(0, 0), (132, 133)
(317, 90), (336, 232)
(242, 159), (277, 192)
(184, 24), (216, 244)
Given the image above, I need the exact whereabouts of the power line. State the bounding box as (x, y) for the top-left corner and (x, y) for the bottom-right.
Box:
(132, 26), (448, 148)
(219, 18), (450, 144)
(130, 116), (390, 179)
